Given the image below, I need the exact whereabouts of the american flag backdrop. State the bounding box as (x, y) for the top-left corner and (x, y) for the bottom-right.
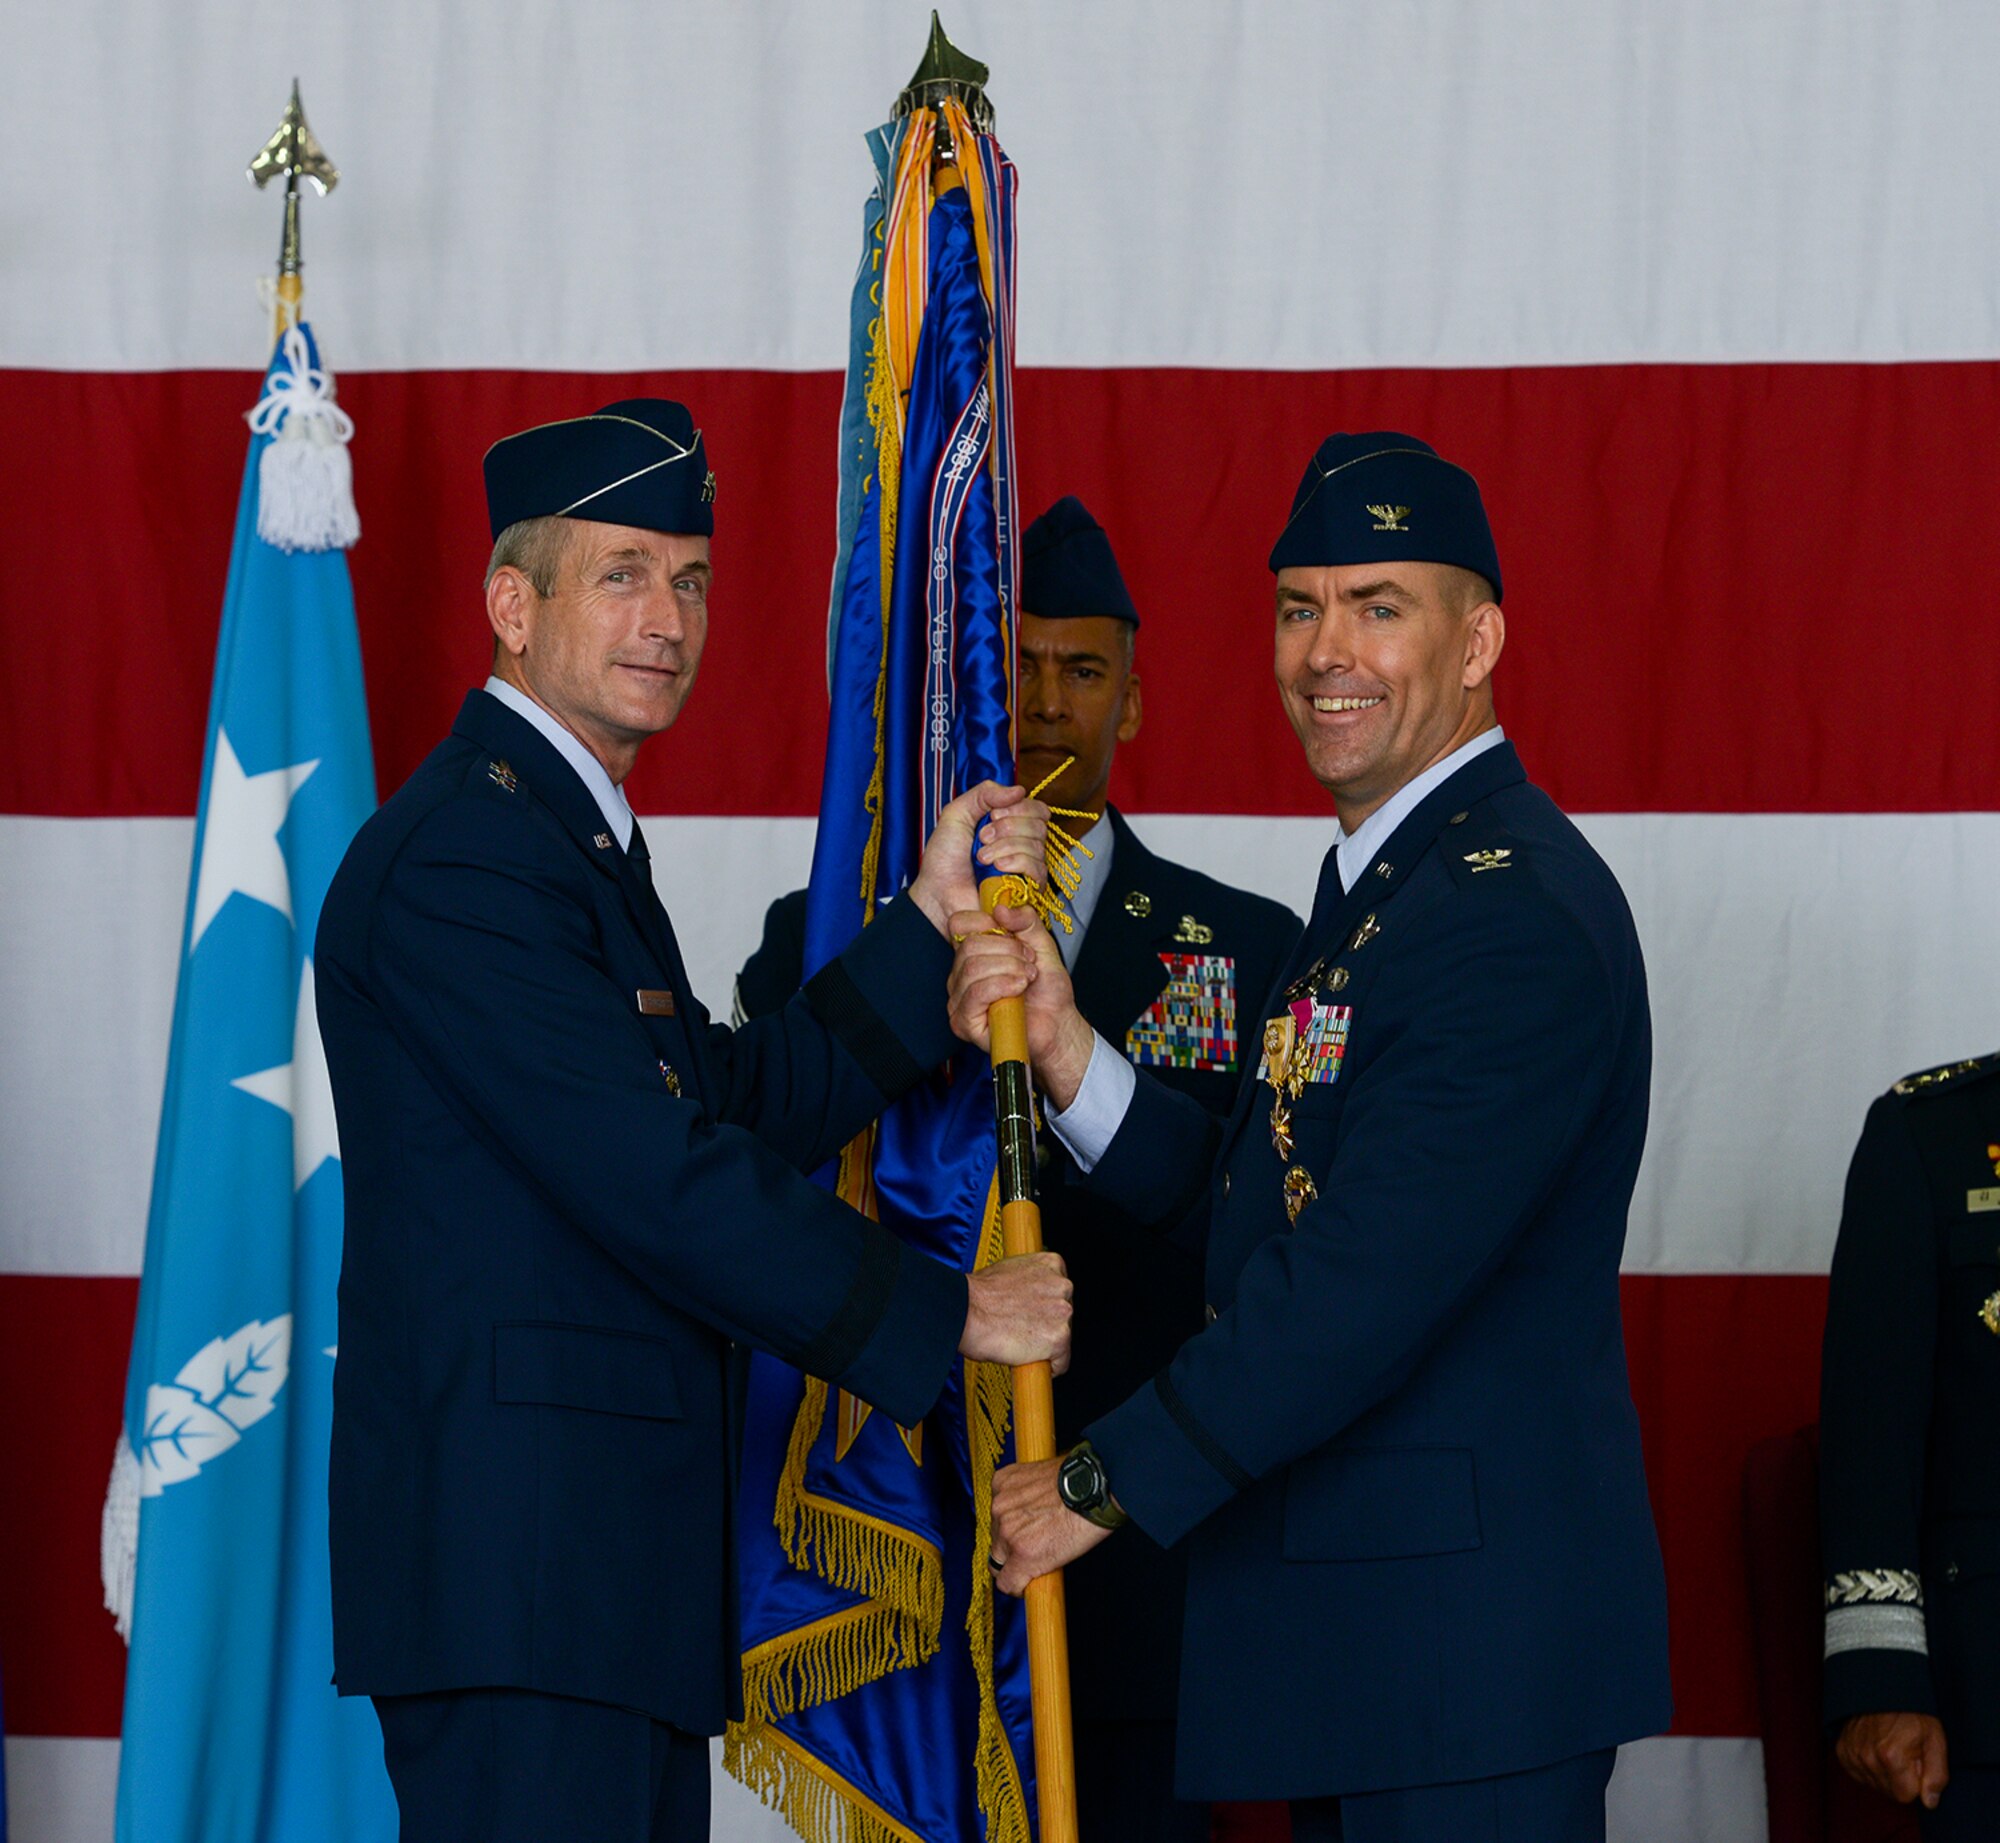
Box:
(5, 5), (2000, 1840)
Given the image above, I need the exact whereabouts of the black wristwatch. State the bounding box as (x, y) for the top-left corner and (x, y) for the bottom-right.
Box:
(1056, 1440), (1129, 1530)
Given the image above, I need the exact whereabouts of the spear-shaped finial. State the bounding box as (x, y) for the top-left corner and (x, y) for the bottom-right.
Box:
(248, 81), (337, 337)
(893, 12), (994, 134)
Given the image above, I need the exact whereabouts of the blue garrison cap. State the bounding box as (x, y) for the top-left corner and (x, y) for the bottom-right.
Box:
(1020, 496), (1140, 627)
(482, 399), (715, 541)
(1268, 432), (1501, 600)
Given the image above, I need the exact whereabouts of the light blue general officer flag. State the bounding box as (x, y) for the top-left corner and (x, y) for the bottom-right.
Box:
(102, 324), (396, 1843)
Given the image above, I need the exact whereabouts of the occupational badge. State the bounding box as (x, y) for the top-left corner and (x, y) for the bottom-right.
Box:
(1126, 953), (1238, 1072)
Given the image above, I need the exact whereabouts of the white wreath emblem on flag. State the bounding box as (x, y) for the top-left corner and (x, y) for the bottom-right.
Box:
(136, 1316), (294, 1495)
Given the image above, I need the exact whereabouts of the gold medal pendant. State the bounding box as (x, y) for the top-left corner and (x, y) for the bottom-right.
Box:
(1283, 1166), (1318, 1224)
(1270, 1094), (1294, 1159)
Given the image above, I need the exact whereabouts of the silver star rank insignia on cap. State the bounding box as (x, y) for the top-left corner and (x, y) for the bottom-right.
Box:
(1367, 504), (1411, 532)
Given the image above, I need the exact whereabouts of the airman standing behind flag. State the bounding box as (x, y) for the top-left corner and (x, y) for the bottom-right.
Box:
(735, 492), (1301, 1842)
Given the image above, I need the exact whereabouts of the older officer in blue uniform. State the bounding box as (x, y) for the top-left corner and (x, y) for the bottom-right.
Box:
(734, 494), (1299, 1843)
(316, 400), (1071, 1843)
(952, 435), (1672, 1842)
(1821, 1052), (2000, 1838)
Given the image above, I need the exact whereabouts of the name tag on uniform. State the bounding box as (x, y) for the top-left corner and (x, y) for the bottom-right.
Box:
(636, 989), (676, 1017)
(1969, 1187), (2000, 1213)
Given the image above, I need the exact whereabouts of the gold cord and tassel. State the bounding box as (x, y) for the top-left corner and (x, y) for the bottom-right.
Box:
(984, 756), (1098, 936)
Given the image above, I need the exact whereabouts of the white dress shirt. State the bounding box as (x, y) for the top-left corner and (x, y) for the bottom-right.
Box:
(1046, 727), (1508, 1171)
(483, 675), (635, 850)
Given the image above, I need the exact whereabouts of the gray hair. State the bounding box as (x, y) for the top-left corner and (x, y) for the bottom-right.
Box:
(484, 516), (572, 597)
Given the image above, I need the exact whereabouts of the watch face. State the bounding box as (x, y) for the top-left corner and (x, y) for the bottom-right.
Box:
(1058, 1447), (1104, 1513)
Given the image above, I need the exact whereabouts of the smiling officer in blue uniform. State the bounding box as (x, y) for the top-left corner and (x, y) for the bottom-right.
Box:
(952, 435), (1672, 1842)
(315, 400), (1071, 1843)
(734, 493), (1299, 1843)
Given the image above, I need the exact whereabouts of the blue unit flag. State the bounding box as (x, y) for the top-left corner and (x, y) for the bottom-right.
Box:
(102, 325), (396, 1843)
(727, 103), (1039, 1843)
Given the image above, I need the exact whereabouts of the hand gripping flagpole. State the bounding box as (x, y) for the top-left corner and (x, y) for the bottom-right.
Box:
(976, 872), (1080, 1843)
(972, 757), (1098, 1843)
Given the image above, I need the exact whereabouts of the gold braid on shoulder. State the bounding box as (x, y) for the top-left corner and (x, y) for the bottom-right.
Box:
(984, 756), (1099, 935)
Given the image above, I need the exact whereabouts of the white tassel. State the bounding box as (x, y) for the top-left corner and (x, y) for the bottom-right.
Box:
(247, 325), (360, 553)
(101, 1430), (141, 1642)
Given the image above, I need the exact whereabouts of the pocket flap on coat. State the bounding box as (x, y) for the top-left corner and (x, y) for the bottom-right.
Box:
(492, 1321), (684, 1420)
(1282, 1445), (1482, 1561)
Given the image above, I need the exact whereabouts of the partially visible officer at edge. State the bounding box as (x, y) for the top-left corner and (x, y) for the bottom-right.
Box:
(1820, 1050), (2000, 1837)
(315, 399), (1072, 1843)
(734, 494), (1300, 1843)
(950, 434), (1671, 1842)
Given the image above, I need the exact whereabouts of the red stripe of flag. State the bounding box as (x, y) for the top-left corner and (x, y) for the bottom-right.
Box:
(4, 364), (1997, 818)
(0, 1271), (1824, 1742)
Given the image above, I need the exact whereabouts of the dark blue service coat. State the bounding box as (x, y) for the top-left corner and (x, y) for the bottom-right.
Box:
(1077, 741), (1672, 1800)
(316, 690), (969, 1737)
(1820, 1053), (2000, 1765)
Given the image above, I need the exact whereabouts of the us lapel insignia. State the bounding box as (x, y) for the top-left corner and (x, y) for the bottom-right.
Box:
(1464, 849), (1512, 873)
(1348, 913), (1380, 951)
(1983, 1290), (2000, 1337)
(1173, 913), (1215, 945)
(593, 832), (613, 850)
(659, 1061), (682, 1097)
(1124, 890), (1153, 918)
(1283, 1166), (1319, 1224)
(1125, 953), (1238, 1072)
(487, 759), (518, 792)
(1366, 503), (1410, 532)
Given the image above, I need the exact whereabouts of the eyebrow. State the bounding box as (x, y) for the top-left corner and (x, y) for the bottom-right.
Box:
(1336, 579), (1417, 604)
(1028, 646), (1112, 666)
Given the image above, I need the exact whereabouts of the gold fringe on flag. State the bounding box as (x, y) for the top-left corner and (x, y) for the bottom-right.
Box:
(724, 1721), (926, 1843)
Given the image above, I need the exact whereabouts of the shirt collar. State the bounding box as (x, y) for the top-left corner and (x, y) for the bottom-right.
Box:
(482, 676), (635, 849)
(1056, 812), (1116, 969)
(1333, 726), (1507, 892)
